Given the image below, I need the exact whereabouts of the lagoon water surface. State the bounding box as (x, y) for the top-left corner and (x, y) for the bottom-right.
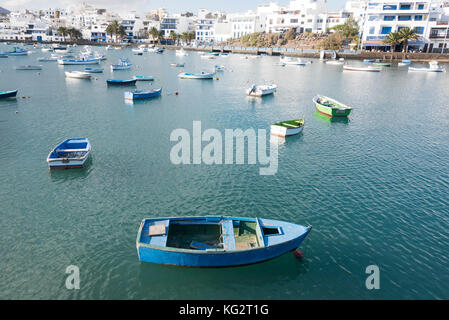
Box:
(0, 45), (448, 299)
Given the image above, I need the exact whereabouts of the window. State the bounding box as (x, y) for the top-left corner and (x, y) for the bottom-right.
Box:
(369, 27), (375, 34)
(398, 16), (411, 21)
(384, 16), (395, 21)
(418, 4), (424, 10)
(383, 4), (397, 10)
(414, 27), (424, 34)
(381, 26), (392, 34)
(400, 4), (411, 10)
(415, 15), (423, 21)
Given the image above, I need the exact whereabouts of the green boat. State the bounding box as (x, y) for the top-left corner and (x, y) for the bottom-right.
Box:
(270, 118), (305, 137)
(313, 95), (352, 117)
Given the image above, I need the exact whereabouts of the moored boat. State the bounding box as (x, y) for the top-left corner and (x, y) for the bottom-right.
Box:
(313, 95), (352, 117)
(6, 47), (29, 56)
(106, 79), (137, 85)
(111, 58), (132, 70)
(58, 57), (100, 65)
(270, 118), (305, 137)
(363, 59), (375, 63)
(408, 61), (444, 72)
(178, 72), (215, 79)
(343, 65), (382, 72)
(326, 58), (344, 65)
(84, 67), (104, 73)
(176, 49), (188, 56)
(124, 88), (162, 100)
(15, 65), (42, 70)
(280, 56), (307, 65)
(134, 75), (154, 81)
(65, 71), (92, 79)
(46, 138), (91, 169)
(246, 84), (277, 97)
(0, 89), (18, 99)
(170, 63), (185, 67)
(136, 216), (312, 267)
(398, 59), (411, 67)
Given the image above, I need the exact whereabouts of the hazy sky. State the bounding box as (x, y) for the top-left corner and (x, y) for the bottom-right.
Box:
(1, 0), (348, 14)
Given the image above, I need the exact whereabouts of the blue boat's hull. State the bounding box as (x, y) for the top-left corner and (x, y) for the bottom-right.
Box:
(124, 89), (162, 100)
(0, 90), (18, 99)
(107, 79), (137, 86)
(137, 232), (309, 267)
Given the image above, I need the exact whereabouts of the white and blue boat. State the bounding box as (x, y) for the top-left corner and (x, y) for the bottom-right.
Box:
(106, 79), (137, 85)
(363, 59), (375, 63)
(46, 138), (91, 170)
(6, 47), (29, 56)
(124, 88), (162, 100)
(0, 90), (18, 99)
(111, 58), (132, 70)
(178, 72), (215, 79)
(134, 75), (154, 81)
(136, 216), (312, 267)
(58, 57), (100, 65)
(84, 67), (104, 73)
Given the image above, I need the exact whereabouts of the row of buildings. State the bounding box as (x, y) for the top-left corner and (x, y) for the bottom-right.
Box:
(1, 1), (449, 52)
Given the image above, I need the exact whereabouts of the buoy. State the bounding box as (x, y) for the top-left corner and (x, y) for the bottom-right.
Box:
(216, 77), (219, 80)
(15, 111), (19, 114)
(293, 249), (304, 259)
(175, 91), (179, 95)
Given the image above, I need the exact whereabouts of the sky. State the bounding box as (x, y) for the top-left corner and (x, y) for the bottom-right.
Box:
(1, 0), (348, 14)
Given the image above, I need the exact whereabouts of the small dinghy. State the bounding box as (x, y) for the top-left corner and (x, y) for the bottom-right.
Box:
(15, 65), (42, 70)
(313, 95), (352, 117)
(246, 84), (277, 97)
(343, 65), (381, 72)
(6, 47), (29, 56)
(65, 71), (92, 79)
(58, 57), (100, 65)
(38, 56), (58, 62)
(170, 63), (185, 67)
(124, 88), (162, 100)
(326, 58), (344, 65)
(46, 138), (91, 170)
(178, 72), (215, 79)
(136, 216), (312, 267)
(271, 118), (305, 137)
(0, 53), (8, 58)
(280, 56), (307, 65)
(0, 90), (18, 99)
(408, 61), (444, 72)
(398, 59), (411, 67)
(84, 67), (104, 73)
(373, 60), (391, 67)
(176, 49), (188, 56)
(106, 79), (137, 86)
(111, 58), (132, 70)
(134, 76), (154, 81)
(363, 59), (375, 63)
(214, 65), (225, 71)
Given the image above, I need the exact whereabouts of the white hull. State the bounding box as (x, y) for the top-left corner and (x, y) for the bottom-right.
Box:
(326, 60), (344, 65)
(270, 125), (303, 137)
(178, 72), (214, 79)
(343, 65), (381, 72)
(408, 67), (444, 72)
(58, 59), (100, 65)
(65, 71), (92, 79)
(247, 85), (277, 97)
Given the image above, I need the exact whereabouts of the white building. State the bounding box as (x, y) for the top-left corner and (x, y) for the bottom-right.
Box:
(229, 11), (266, 39)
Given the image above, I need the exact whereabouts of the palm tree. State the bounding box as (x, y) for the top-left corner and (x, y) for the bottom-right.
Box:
(398, 27), (419, 53)
(157, 30), (165, 44)
(57, 26), (68, 42)
(149, 27), (159, 44)
(106, 20), (120, 43)
(117, 25), (127, 43)
(383, 31), (402, 52)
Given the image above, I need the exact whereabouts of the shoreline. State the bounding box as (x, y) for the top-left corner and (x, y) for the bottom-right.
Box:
(2, 39), (449, 62)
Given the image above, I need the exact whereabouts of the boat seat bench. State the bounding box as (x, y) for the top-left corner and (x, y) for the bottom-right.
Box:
(221, 220), (236, 250)
(144, 219), (169, 247)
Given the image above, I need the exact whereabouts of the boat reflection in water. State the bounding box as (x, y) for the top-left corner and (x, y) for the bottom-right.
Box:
(314, 111), (350, 124)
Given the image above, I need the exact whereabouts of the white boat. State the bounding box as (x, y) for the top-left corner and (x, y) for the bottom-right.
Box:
(343, 65), (382, 72)
(132, 48), (145, 54)
(65, 71), (92, 79)
(246, 84), (277, 97)
(178, 72), (215, 79)
(200, 54), (216, 60)
(15, 65), (42, 70)
(38, 56), (58, 62)
(41, 47), (53, 52)
(408, 61), (444, 72)
(271, 119), (305, 137)
(280, 56), (307, 65)
(176, 49), (188, 56)
(111, 58), (132, 70)
(47, 138), (91, 169)
(326, 58), (344, 65)
(106, 45), (113, 50)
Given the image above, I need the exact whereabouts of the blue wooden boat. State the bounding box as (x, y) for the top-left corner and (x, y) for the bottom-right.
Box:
(363, 59), (375, 63)
(124, 88), (162, 100)
(106, 79), (137, 86)
(111, 58), (132, 70)
(136, 216), (311, 267)
(84, 67), (104, 73)
(46, 138), (91, 170)
(134, 75), (154, 81)
(0, 90), (18, 99)
(6, 47), (28, 56)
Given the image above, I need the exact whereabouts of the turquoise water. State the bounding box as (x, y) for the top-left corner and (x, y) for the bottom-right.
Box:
(1, 45), (448, 299)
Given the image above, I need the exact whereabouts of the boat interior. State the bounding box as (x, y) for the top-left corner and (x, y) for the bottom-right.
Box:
(141, 218), (275, 251)
(49, 140), (88, 159)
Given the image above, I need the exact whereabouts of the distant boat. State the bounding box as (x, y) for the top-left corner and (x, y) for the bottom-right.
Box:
(6, 47), (29, 56)
(214, 65), (225, 71)
(38, 56), (58, 62)
(41, 47), (53, 52)
(200, 53), (216, 59)
(84, 67), (104, 73)
(313, 95), (352, 117)
(154, 48), (164, 54)
(373, 61), (391, 67)
(106, 45), (113, 50)
(111, 58), (132, 70)
(65, 71), (92, 79)
(176, 49), (188, 56)
(363, 59), (375, 63)
(326, 58), (344, 65)
(178, 72), (215, 79)
(270, 118), (305, 137)
(15, 65), (42, 70)
(106, 79), (137, 85)
(408, 61), (444, 72)
(136, 216), (312, 267)
(170, 63), (184, 67)
(58, 57), (100, 65)
(343, 65), (382, 72)
(398, 59), (411, 67)
(280, 56), (307, 65)
(0, 89), (18, 99)
(134, 75), (154, 81)
(46, 138), (91, 170)
(246, 84), (277, 97)
(124, 88), (162, 100)
(0, 53), (9, 58)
